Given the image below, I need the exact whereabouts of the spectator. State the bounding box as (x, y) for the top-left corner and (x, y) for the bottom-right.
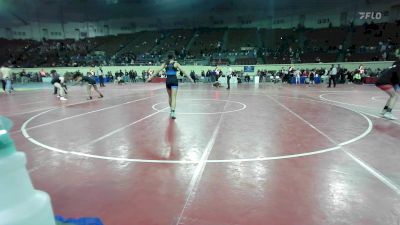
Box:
(327, 64), (337, 88)
(97, 67), (105, 87)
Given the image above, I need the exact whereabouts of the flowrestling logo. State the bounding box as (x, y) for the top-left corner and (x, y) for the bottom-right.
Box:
(359, 12), (382, 20)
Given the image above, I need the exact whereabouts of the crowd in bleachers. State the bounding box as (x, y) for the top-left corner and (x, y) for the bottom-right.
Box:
(345, 21), (400, 62)
(188, 29), (224, 57)
(1, 21), (399, 68)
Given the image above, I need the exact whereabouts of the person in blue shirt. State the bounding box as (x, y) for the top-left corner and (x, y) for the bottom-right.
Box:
(146, 54), (193, 119)
(73, 72), (104, 100)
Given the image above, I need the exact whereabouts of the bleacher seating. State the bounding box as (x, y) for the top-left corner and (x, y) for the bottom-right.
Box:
(152, 29), (194, 56)
(118, 31), (161, 55)
(301, 52), (338, 63)
(93, 34), (134, 55)
(227, 28), (257, 52)
(0, 39), (35, 66)
(348, 22), (399, 61)
(1, 21), (399, 67)
(304, 27), (346, 52)
(210, 58), (230, 66)
(235, 58), (257, 65)
(261, 28), (299, 50)
(188, 29), (225, 57)
(346, 53), (380, 62)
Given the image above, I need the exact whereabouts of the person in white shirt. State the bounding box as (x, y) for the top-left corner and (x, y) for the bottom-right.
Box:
(97, 67), (105, 87)
(0, 65), (13, 94)
(359, 65), (365, 76)
(51, 75), (67, 101)
(89, 69), (95, 77)
(294, 69), (301, 84)
(328, 64), (337, 88)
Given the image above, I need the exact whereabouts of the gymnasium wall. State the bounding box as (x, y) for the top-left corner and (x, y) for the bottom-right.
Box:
(11, 61), (394, 78)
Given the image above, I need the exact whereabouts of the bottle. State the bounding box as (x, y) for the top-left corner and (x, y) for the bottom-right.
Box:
(0, 116), (56, 225)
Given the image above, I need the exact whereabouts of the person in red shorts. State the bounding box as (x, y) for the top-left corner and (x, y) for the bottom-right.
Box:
(375, 51), (400, 120)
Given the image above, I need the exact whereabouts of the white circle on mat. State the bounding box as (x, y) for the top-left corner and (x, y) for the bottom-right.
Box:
(152, 99), (247, 115)
(21, 95), (372, 164)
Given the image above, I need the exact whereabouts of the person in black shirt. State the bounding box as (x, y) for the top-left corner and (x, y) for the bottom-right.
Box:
(50, 70), (67, 96)
(308, 70), (315, 86)
(375, 57), (400, 120)
(97, 67), (105, 87)
(227, 67), (233, 90)
(146, 54), (193, 119)
(73, 72), (104, 100)
(0, 74), (5, 93)
(50, 70), (59, 95)
(50, 71), (67, 101)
